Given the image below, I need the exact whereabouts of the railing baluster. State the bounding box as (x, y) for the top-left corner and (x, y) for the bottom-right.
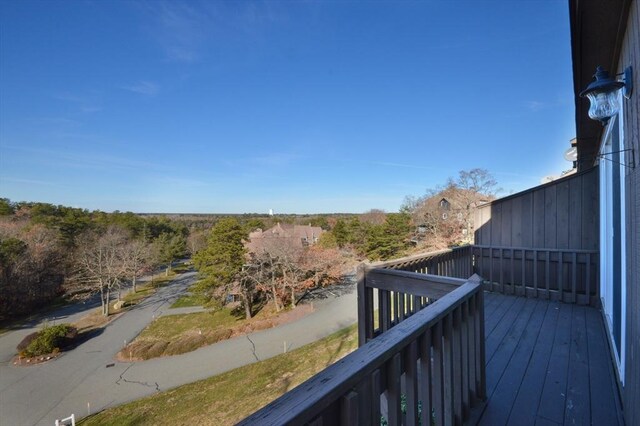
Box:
(533, 249), (538, 296)
(586, 253), (591, 305)
(387, 353), (402, 426)
(571, 252), (589, 303)
(372, 369), (382, 424)
(558, 251), (563, 302)
(467, 296), (477, 402)
(356, 377), (372, 425)
(489, 248), (494, 288)
(521, 249), (526, 296)
(545, 251), (550, 299)
(477, 287), (486, 399)
(510, 249), (514, 293)
(443, 313), (454, 425)
(381, 290), (390, 332)
(461, 301), (470, 420)
(340, 391), (358, 425)
(499, 248), (504, 293)
(405, 341), (419, 426)
(419, 329), (432, 426)
(308, 416), (323, 426)
(366, 286), (374, 341)
(453, 307), (463, 424)
(357, 265), (367, 346)
(433, 320), (444, 425)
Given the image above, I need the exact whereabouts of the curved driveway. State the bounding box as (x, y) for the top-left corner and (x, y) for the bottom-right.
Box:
(0, 272), (357, 425)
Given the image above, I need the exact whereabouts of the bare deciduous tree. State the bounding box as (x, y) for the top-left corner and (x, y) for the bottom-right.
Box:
(73, 227), (129, 316)
(122, 239), (151, 293)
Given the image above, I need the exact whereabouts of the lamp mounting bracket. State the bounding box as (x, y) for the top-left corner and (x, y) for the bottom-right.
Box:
(598, 148), (636, 169)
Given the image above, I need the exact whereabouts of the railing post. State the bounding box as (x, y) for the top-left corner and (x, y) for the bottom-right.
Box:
(474, 274), (486, 400)
(357, 263), (367, 347)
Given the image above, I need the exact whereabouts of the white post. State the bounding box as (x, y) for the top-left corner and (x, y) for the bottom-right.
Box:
(54, 414), (75, 426)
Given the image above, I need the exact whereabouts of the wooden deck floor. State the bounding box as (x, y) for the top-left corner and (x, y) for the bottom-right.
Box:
(473, 292), (624, 426)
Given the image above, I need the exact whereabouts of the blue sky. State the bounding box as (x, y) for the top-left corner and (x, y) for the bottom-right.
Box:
(0, 0), (576, 214)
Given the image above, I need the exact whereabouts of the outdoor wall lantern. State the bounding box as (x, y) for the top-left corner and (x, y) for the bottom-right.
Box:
(580, 66), (633, 124)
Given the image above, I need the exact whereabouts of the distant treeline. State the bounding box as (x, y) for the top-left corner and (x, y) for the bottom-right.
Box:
(0, 198), (190, 321)
(0, 198), (365, 321)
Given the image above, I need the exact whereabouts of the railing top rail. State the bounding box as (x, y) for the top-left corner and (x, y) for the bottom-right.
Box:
(366, 269), (465, 299)
(369, 244), (472, 270)
(473, 245), (599, 254)
(239, 274), (483, 426)
(367, 268), (466, 286)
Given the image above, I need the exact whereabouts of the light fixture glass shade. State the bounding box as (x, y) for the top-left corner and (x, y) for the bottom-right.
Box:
(586, 90), (619, 122)
(579, 66), (628, 124)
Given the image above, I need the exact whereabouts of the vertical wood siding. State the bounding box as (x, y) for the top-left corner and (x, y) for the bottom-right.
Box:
(474, 168), (599, 251)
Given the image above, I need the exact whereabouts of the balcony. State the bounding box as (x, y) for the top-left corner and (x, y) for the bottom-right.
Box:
(240, 245), (623, 425)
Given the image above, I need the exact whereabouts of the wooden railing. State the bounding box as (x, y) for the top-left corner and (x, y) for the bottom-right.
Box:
(240, 270), (485, 426)
(472, 245), (599, 305)
(358, 246), (475, 346)
(374, 245), (474, 279)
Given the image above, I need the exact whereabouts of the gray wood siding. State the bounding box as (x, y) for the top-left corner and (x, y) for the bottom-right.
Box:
(619, 2), (640, 424)
(473, 167), (599, 251)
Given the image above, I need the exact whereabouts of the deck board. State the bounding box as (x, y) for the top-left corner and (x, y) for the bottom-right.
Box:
(507, 300), (558, 426)
(474, 292), (624, 426)
(479, 299), (547, 426)
(537, 302), (572, 423)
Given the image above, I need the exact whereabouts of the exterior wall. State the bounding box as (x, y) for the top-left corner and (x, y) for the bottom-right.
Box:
(618, 2), (640, 424)
(474, 168), (599, 250)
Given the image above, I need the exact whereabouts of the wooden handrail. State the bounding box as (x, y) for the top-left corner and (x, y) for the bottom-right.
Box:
(371, 245), (473, 274)
(239, 275), (485, 426)
(358, 246), (475, 346)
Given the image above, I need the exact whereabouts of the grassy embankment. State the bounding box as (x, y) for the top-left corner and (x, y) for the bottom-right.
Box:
(82, 324), (358, 426)
(119, 300), (310, 360)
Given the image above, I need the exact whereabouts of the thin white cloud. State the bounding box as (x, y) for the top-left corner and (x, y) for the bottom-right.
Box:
(52, 92), (102, 114)
(139, 1), (214, 63)
(525, 96), (571, 112)
(526, 101), (546, 112)
(249, 152), (301, 167)
(0, 176), (63, 187)
(151, 176), (209, 188)
(80, 106), (102, 113)
(53, 92), (85, 103)
(137, 1), (287, 63)
(4, 145), (164, 172)
(38, 117), (82, 127)
(122, 81), (159, 96)
(368, 161), (447, 172)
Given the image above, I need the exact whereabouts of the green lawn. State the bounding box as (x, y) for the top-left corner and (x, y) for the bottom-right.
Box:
(81, 324), (358, 426)
(169, 292), (210, 308)
(139, 309), (239, 341)
(119, 308), (244, 360)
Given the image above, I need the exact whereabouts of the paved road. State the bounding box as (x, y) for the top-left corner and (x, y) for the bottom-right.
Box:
(0, 273), (357, 425)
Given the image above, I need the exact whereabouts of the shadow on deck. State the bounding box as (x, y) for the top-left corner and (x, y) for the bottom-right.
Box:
(475, 292), (624, 426)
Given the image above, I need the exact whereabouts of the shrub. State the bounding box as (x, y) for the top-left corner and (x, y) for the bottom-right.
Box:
(19, 324), (75, 357)
(16, 331), (40, 353)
